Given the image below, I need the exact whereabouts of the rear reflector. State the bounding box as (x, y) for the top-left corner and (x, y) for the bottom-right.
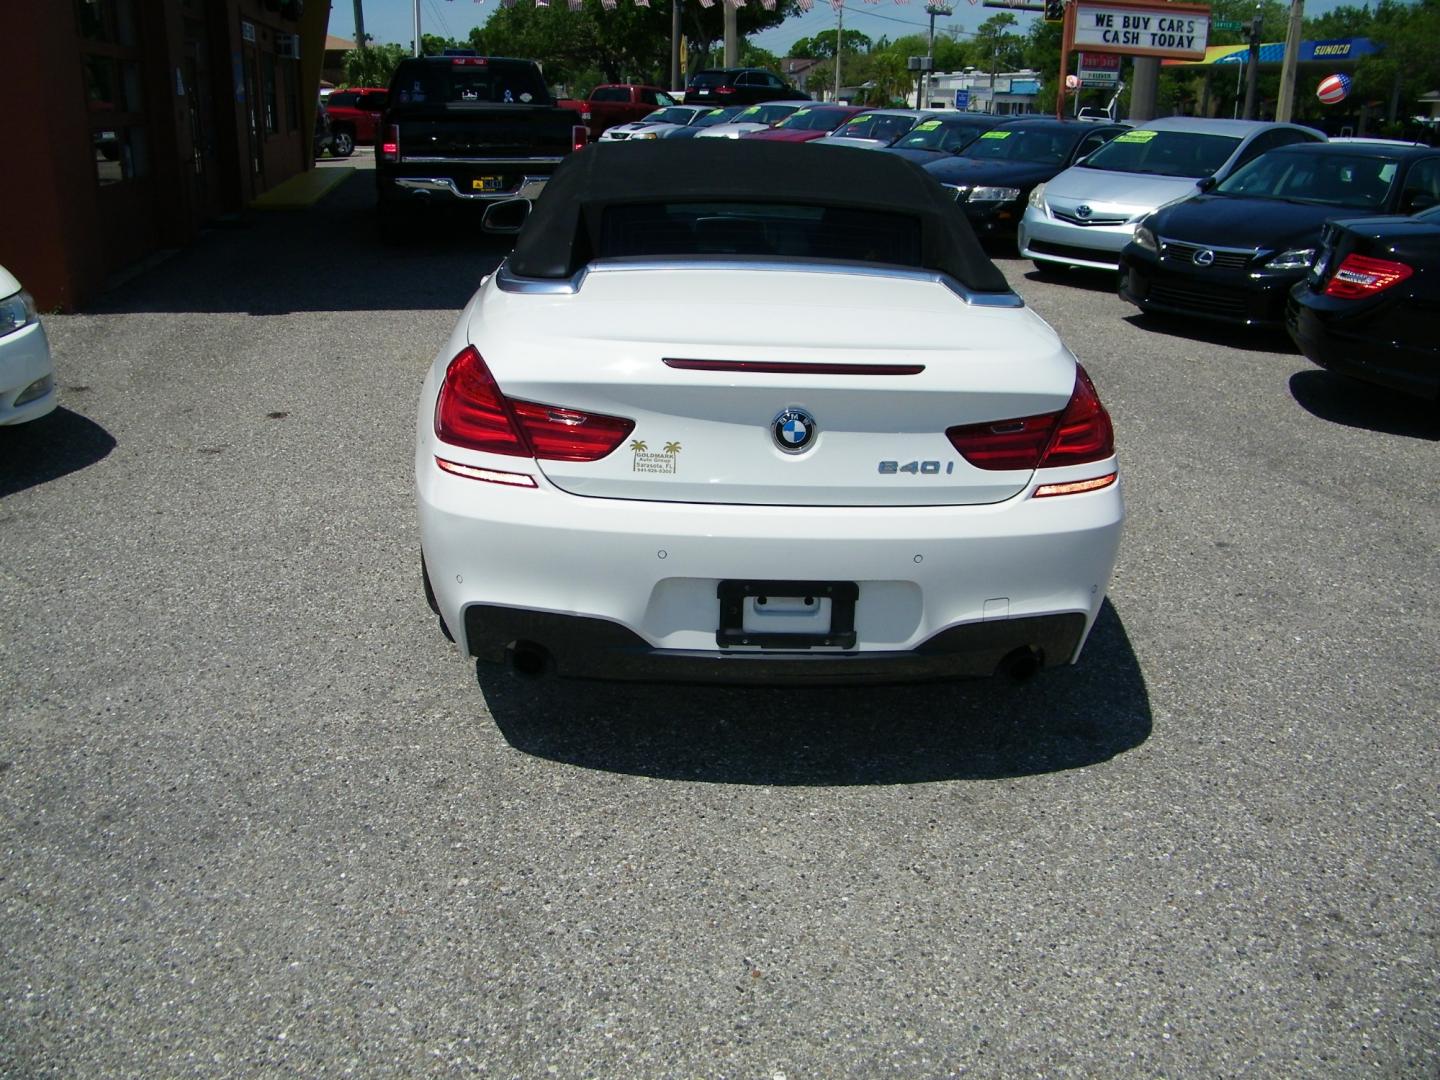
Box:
(435, 458), (537, 487)
(664, 358), (925, 376)
(435, 345), (634, 461)
(380, 124), (399, 161)
(1323, 253), (1413, 299)
(572, 125), (589, 152)
(946, 365), (1114, 473)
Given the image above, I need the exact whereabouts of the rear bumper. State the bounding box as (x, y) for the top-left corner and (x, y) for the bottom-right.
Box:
(418, 451), (1125, 685)
(465, 605), (1087, 684)
(387, 175), (552, 202)
(1287, 292), (1440, 401)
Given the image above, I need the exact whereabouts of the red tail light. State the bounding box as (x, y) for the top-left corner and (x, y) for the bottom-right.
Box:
(946, 365), (1114, 473)
(380, 123), (399, 161)
(571, 124), (589, 152)
(1322, 253), (1413, 299)
(716, 85), (735, 94)
(435, 346), (633, 462)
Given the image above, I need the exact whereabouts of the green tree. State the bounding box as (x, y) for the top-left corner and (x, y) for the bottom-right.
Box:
(420, 33), (463, 56)
(788, 28), (873, 60)
(342, 43), (408, 88)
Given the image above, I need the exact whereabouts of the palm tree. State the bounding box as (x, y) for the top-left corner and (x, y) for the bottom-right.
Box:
(663, 441), (682, 455)
(629, 439), (648, 453)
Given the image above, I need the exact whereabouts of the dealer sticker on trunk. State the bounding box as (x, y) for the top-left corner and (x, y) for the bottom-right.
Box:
(630, 439), (681, 474)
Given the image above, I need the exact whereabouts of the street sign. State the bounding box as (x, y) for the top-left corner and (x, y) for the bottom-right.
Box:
(1078, 51), (1122, 87)
(1214, 19), (1243, 30)
(954, 88), (970, 109)
(981, 0), (1046, 10)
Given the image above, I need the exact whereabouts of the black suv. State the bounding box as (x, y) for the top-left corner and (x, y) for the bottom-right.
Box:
(685, 68), (807, 106)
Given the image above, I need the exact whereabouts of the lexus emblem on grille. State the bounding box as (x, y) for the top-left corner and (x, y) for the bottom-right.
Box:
(1193, 248), (1216, 267)
(1075, 204), (1093, 219)
(772, 408), (817, 454)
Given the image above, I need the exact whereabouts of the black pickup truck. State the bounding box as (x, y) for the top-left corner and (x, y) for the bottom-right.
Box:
(375, 55), (588, 241)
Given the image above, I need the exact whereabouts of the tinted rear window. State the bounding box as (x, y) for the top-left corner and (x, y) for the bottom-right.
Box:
(389, 59), (550, 106)
(1081, 129), (1241, 178)
(689, 72), (733, 90)
(327, 92), (358, 108)
(599, 202), (924, 266)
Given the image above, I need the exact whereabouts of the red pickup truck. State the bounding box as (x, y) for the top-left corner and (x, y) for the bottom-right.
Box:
(557, 84), (678, 141)
(324, 86), (389, 154)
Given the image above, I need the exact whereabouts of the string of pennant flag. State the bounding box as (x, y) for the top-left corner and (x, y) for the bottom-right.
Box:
(446, 0), (931, 14)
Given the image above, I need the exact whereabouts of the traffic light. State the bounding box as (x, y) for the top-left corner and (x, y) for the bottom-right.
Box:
(1044, 0), (1065, 23)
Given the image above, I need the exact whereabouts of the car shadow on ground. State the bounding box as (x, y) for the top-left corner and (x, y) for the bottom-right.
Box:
(87, 171), (511, 316)
(1120, 312), (1295, 355)
(480, 600), (1151, 785)
(1288, 369), (1440, 440)
(0, 408), (116, 499)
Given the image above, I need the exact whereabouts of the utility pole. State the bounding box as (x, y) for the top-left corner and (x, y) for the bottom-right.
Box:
(1274, 0), (1304, 121)
(922, 4), (952, 110)
(671, 0), (682, 91)
(1242, 6), (1261, 119)
(834, 1), (844, 102)
(353, 0), (366, 48)
(724, 0), (738, 67)
(1130, 56), (1159, 121)
(412, 0), (421, 57)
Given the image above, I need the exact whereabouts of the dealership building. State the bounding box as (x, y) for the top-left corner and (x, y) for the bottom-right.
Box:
(3, 0), (329, 311)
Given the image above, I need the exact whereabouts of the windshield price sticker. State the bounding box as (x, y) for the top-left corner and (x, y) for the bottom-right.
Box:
(739, 107), (761, 119)
(1115, 129), (1158, 143)
(915, 120), (942, 131)
(980, 130), (1012, 139)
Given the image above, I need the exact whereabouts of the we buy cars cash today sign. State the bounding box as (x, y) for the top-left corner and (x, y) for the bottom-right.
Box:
(1071, 1), (1211, 60)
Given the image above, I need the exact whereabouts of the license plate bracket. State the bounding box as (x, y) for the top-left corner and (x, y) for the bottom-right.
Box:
(716, 580), (858, 649)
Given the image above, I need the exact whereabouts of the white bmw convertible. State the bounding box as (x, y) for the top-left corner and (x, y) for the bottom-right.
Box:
(415, 140), (1123, 684)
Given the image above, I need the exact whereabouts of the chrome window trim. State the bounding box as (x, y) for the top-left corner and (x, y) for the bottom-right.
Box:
(496, 257), (1024, 307)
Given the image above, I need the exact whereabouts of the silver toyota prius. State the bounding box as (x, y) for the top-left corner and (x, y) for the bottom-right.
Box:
(1019, 116), (1323, 272)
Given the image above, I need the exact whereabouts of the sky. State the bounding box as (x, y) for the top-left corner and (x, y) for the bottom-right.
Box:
(327, 0), (1358, 62)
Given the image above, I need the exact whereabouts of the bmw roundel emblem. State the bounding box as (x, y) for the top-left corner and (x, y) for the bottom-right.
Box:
(772, 408), (817, 454)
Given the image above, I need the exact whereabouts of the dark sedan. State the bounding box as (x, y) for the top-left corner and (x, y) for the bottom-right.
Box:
(924, 119), (1128, 246)
(1120, 142), (1440, 327)
(1287, 204), (1440, 403)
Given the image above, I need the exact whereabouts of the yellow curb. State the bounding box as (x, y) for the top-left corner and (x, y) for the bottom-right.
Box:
(250, 167), (354, 209)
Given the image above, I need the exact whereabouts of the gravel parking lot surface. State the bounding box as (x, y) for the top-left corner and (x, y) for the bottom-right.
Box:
(2, 161), (1437, 1078)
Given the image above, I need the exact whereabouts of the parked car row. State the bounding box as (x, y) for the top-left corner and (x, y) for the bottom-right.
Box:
(1011, 116), (1440, 403)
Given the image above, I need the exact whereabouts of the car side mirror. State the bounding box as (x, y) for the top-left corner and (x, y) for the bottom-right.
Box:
(1197, 175), (1218, 192)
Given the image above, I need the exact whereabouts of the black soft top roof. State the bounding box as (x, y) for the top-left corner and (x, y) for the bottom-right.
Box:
(507, 140), (1011, 293)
